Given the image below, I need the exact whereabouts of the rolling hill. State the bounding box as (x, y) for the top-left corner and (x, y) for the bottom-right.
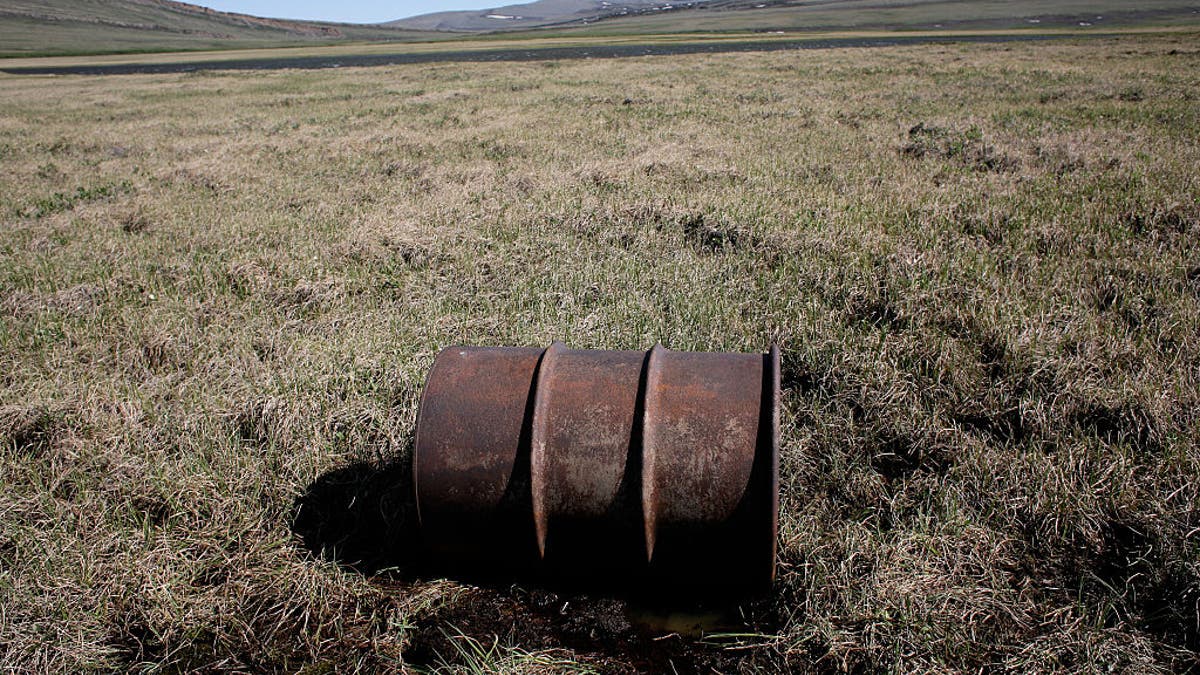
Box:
(0, 0), (434, 57)
(571, 0), (1200, 34)
(392, 0), (1200, 34)
(4, 0), (1199, 58)
(384, 0), (705, 32)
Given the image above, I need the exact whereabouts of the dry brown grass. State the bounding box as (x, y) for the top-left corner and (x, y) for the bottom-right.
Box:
(1, 33), (1198, 673)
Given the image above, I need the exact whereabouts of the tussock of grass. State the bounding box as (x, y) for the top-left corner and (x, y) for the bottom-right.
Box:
(1, 33), (1198, 672)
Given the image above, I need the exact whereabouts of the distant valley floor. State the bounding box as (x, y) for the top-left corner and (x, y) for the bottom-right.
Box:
(0, 31), (1146, 75)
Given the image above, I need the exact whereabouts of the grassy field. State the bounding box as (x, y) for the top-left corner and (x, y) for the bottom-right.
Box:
(1, 31), (1199, 672)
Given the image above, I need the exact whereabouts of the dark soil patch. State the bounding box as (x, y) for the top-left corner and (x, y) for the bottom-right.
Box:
(1016, 515), (1200, 665)
(901, 122), (1018, 173)
(401, 585), (766, 673)
(779, 354), (818, 395)
(953, 407), (1030, 446)
(130, 495), (171, 527)
(960, 209), (1013, 246)
(107, 602), (221, 672)
(1089, 520), (1200, 654)
(976, 330), (1008, 381)
(1071, 400), (1161, 454)
(119, 211), (151, 234)
(869, 434), (950, 480)
(845, 285), (907, 331)
(677, 212), (753, 254)
(1, 405), (62, 455)
(1187, 265), (1200, 298)
(1122, 204), (1198, 239)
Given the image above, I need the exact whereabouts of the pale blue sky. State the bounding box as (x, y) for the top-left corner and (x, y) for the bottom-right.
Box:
(195, 1), (503, 24)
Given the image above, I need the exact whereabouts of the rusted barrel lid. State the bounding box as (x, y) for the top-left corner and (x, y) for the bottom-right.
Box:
(413, 343), (779, 594)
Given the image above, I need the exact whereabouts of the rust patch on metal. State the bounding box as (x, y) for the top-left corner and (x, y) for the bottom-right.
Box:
(531, 343), (646, 575)
(641, 346), (774, 592)
(413, 346), (543, 566)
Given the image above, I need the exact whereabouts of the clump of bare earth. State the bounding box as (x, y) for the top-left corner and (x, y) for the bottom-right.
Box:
(0, 34), (1198, 672)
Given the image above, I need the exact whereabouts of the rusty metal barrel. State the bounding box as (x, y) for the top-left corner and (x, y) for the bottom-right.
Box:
(413, 343), (779, 594)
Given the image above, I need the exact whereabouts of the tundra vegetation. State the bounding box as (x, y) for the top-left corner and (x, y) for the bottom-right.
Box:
(0, 32), (1198, 672)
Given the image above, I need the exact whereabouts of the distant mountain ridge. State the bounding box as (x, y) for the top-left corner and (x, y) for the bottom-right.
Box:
(0, 0), (341, 36)
(0, 0), (429, 56)
(5, 0), (1198, 58)
(385, 0), (708, 32)
(386, 0), (1200, 34)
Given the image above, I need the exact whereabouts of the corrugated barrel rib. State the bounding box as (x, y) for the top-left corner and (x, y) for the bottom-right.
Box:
(530, 343), (646, 573)
(640, 346), (773, 590)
